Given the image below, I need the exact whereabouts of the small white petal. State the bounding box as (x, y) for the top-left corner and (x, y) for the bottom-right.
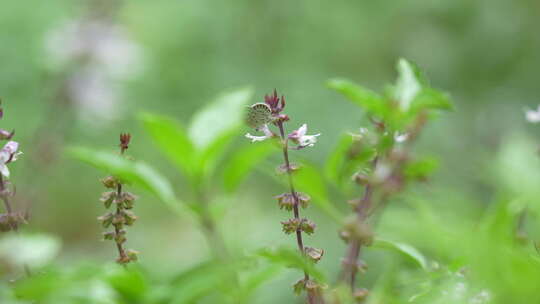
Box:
(299, 133), (320, 147)
(526, 106), (540, 123)
(12, 152), (23, 162)
(297, 124), (308, 137)
(245, 133), (268, 143)
(0, 164), (9, 178)
(394, 132), (409, 143)
(260, 124), (273, 137)
(2, 141), (18, 155)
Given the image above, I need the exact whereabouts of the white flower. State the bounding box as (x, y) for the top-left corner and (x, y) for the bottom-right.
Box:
(0, 141), (21, 178)
(289, 124), (320, 147)
(394, 132), (409, 143)
(525, 105), (540, 123)
(245, 124), (274, 142)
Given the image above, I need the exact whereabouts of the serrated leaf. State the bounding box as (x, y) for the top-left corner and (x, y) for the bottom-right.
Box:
(327, 78), (388, 118)
(68, 147), (187, 215)
(223, 141), (276, 192)
(189, 87), (254, 150)
(139, 112), (196, 178)
(372, 238), (428, 270)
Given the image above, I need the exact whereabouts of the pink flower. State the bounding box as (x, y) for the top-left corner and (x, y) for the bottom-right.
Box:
(0, 141), (21, 178)
(289, 124), (320, 147)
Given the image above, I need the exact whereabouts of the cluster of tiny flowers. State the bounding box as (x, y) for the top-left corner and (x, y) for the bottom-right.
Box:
(245, 90), (325, 298)
(97, 133), (139, 264)
(0, 102), (26, 232)
(44, 5), (144, 127)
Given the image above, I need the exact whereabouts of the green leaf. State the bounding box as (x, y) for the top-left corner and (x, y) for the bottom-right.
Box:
(410, 88), (453, 113)
(105, 266), (148, 302)
(403, 157), (439, 180)
(189, 87), (254, 150)
(169, 260), (239, 304)
(327, 78), (388, 118)
(325, 134), (376, 187)
(395, 58), (422, 111)
(196, 127), (238, 180)
(0, 234), (61, 268)
(294, 163), (344, 223)
(223, 141), (276, 192)
(372, 238), (428, 270)
(325, 134), (355, 185)
(256, 247), (325, 282)
(68, 147), (186, 215)
(139, 112), (196, 178)
(496, 133), (540, 204)
(237, 265), (283, 302)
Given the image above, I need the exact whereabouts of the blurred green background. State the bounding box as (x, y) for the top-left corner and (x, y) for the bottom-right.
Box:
(1, 0), (540, 303)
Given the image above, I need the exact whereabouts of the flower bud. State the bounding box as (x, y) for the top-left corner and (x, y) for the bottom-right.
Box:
(275, 193), (294, 211)
(296, 192), (311, 208)
(103, 231), (115, 241)
(122, 210), (138, 226)
(100, 191), (116, 208)
(300, 219), (316, 235)
(353, 288), (369, 302)
(126, 249), (139, 262)
(98, 213), (114, 228)
(0, 129), (14, 140)
(305, 247), (324, 263)
(281, 218), (300, 234)
(101, 176), (119, 189)
(276, 163), (300, 174)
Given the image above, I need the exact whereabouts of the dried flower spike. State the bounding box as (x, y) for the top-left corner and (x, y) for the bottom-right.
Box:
(99, 133), (139, 265)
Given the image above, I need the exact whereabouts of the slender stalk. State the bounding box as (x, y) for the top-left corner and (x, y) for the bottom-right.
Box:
(277, 121), (309, 281)
(277, 120), (324, 304)
(340, 158), (377, 289)
(0, 175), (31, 276)
(114, 182), (128, 263)
(0, 175), (13, 215)
(196, 187), (230, 261)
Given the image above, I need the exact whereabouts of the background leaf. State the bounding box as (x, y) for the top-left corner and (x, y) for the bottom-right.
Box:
(68, 147), (187, 215)
(223, 141), (276, 192)
(256, 247), (326, 283)
(0, 234), (60, 268)
(294, 162), (344, 223)
(139, 112), (196, 178)
(327, 78), (388, 119)
(188, 87), (254, 150)
(372, 238), (428, 270)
